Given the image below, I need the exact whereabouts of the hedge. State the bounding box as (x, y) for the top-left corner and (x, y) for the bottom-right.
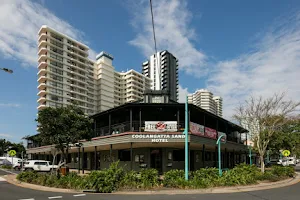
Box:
(17, 162), (295, 193)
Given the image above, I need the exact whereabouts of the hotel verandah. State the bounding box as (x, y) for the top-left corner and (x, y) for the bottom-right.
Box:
(26, 96), (250, 174)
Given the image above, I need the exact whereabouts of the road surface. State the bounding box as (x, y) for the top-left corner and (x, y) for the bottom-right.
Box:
(1, 168), (300, 200)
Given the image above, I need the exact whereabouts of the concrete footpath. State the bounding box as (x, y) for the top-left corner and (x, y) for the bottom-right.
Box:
(3, 173), (300, 195)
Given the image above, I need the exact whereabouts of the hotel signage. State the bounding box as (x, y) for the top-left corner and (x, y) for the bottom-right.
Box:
(205, 127), (217, 139)
(190, 122), (205, 136)
(132, 134), (185, 142)
(145, 121), (177, 132)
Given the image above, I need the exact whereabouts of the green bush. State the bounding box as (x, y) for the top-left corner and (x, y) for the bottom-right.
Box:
(163, 169), (189, 188)
(140, 168), (159, 188)
(1, 165), (12, 169)
(120, 170), (140, 189)
(82, 161), (125, 193)
(17, 171), (39, 183)
(191, 168), (221, 188)
(221, 163), (262, 186)
(270, 166), (295, 178)
(261, 171), (281, 182)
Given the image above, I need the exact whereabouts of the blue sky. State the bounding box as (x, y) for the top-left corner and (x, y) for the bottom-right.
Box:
(0, 0), (300, 143)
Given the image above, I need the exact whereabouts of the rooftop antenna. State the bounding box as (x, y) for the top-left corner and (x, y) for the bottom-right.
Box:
(150, 0), (158, 55)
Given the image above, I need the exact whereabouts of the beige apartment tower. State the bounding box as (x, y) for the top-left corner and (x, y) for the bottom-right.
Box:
(188, 89), (223, 117)
(37, 26), (151, 115)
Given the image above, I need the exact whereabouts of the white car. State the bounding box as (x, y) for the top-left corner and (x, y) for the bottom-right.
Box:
(278, 157), (296, 166)
(23, 160), (59, 172)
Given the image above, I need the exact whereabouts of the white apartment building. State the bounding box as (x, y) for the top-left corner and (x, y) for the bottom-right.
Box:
(188, 89), (223, 117)
(37, 26), (151, 115)
(213, 96), (223, 117)
(37, 25), (97, 115)
(142, 50), (179, 102)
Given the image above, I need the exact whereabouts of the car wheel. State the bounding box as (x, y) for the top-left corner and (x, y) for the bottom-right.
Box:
(26, 168), (34, 172)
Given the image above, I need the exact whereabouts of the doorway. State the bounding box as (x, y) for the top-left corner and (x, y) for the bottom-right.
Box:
(150, 148), (162, 173)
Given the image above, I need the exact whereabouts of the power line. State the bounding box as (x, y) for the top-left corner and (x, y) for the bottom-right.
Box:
(149, 0), (158, 54)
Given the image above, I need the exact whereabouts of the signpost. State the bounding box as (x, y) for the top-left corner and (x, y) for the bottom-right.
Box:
(183, 95), (189, 180)
(216, 133), (226, 176)
(8, 150), (16, 165)
(282, 150), (290, 157)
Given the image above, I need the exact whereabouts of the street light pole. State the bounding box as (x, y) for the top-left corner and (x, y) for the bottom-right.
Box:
(216, 134), (226, 176)
(184, 95), (189, 180)
(249, 146), (252, 165)
(0, 67), (13, 74)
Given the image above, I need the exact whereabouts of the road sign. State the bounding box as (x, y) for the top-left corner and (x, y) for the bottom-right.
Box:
(8, 150), (16, 157)
(282, 150), (290, 157)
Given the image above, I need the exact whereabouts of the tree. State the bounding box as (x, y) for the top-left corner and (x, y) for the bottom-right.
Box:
(268, 117), (300, 157)
(234, 92), (300, 173)
(36, 105), (93, 165)
(0, 139), (25, 157)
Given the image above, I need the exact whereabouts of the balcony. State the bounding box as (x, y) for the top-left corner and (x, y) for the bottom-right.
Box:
(37, 104), (47, 110)
(38, 62), (47, 70)
(38, 33), (47, 43)
(37, 90), (46, 97)
(37, 83), (46, 90)
(38, 47), (47, 56)
(38, 40), (47, 49)
(38, 54), (47, 63)
(37, 68), (47, 76)
(37, 75), (47, 83)
(37, 96), (46, 103)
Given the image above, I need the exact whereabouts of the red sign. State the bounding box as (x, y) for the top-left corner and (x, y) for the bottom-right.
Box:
(205, 127), (217, 139)
(190, 122), (205, 136)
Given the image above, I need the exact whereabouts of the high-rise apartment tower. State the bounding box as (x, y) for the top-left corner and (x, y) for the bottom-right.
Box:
(142, 50), (179, 102)
(37, 26), (151, 115)
(188, 89), (223, 117)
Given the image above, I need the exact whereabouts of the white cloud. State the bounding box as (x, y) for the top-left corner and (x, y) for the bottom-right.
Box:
(0, 133), (12, 138)
(207, 12), (300, 120)
(178, 85), (189, 103)
(0, 103), (21, 108)
(0, 0), (96, 67)
(129, 1), (300, 121)
(128, 0), (208, 76)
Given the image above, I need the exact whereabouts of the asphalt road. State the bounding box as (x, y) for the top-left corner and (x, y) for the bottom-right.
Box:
(0, 167), (300, 200)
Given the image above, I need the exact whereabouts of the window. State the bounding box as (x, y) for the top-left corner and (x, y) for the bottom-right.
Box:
(173, 150), (184, 161)
(50, 53), (63, 62)
(205, 152), (212, 161)
(118, 150), (131, 161)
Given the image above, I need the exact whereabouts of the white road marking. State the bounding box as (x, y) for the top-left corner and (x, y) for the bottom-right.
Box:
(73, 194), (86, 197)
(0, 168), (17, 175)
(48, 196), (62, 199)
(0, 177), (6, 181)
(18, 199), (35, 200)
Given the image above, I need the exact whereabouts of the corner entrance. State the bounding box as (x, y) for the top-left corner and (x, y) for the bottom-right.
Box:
(150, 148), (162, 173)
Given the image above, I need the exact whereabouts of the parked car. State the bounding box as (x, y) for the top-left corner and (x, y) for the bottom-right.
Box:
(278, 157), (296, 166)
(23, 160), (59, 172)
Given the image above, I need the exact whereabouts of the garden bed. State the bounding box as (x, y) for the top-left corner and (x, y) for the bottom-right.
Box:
(16, 162), (295, 193)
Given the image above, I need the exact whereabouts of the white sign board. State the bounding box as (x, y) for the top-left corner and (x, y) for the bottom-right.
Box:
(132, 134), (185, 142)
(145, 121), (177, 132)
